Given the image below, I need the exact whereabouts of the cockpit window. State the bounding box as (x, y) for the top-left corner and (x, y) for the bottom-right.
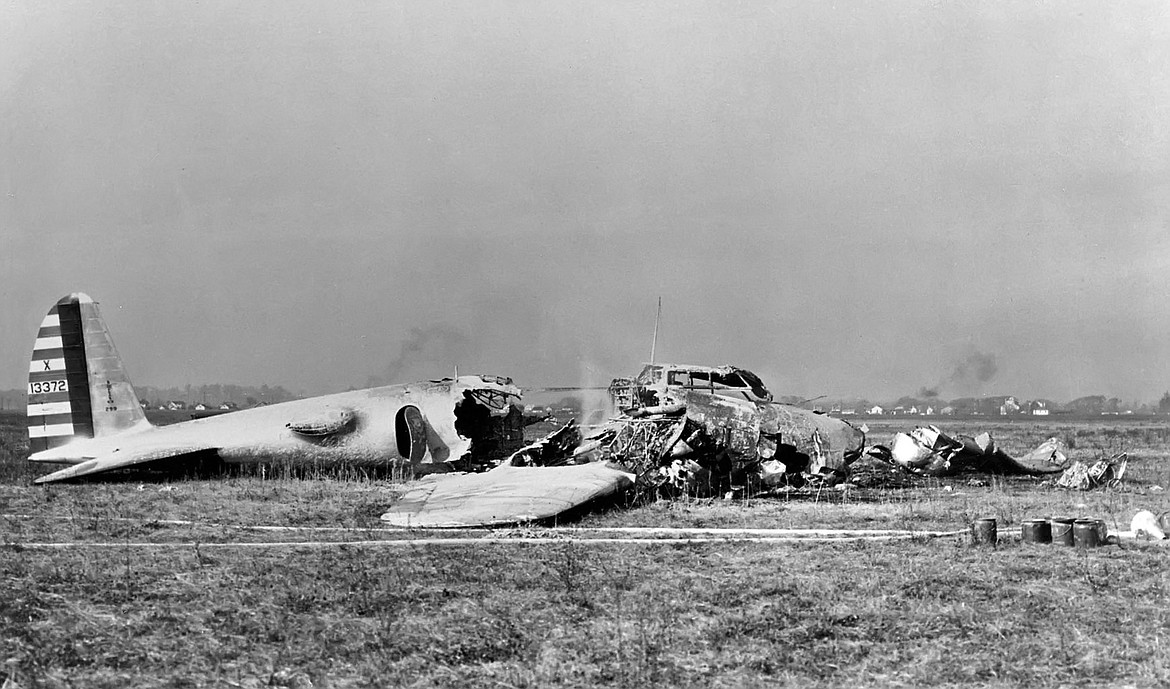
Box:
(717, 372), (747, 388)
(668, 370), (748, 389)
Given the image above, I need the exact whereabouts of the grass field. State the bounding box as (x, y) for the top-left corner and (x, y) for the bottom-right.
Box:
(2, 411), (1169, 687)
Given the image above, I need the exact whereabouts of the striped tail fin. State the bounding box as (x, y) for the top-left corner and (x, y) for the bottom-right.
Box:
(28, 293), (148, 454)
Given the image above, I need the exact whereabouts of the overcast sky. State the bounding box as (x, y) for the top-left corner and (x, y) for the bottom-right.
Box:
(2, 1), (1168, 403)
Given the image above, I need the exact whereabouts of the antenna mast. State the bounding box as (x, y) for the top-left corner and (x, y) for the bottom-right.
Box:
(649, 297), (662, 364)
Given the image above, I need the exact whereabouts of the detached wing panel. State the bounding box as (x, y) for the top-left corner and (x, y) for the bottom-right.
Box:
(32, 443), (218, 484)
(381, 463), (634, 528)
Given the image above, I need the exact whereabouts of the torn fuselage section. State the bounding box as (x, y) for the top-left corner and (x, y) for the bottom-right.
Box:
(266, 375), (527, 469)
(445, 375), (527, 468)
(265, 374), (527, 469)
(577, 364), (866, 497)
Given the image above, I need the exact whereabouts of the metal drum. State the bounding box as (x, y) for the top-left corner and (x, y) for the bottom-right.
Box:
(1074, 519), (1101, 548)
(1090, 518), (1108, 544)
(1021, 519), (1051, 544)
(1050, 517), (1075, 546)
(972, 517), (998, 545)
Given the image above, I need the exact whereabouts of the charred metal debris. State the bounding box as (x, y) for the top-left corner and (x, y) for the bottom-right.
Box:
(455, 367), (1111, 498)
(1052, 454), (1128, 491)
(501, 364), (868, 501)
(875, 425), (1070, 477)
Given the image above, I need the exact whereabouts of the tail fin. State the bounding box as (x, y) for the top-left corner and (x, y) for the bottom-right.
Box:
(28, 293), (148, 454)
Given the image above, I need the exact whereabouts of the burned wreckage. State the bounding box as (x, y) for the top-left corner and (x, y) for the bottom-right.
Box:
(27, 293), (1102, 528)
(588, 364), (866, 495)
(386, 365), (1100, 526)
(384, 363), (868, 526)
(882, 425), (1070, 477)
(32, 294), (861, 526)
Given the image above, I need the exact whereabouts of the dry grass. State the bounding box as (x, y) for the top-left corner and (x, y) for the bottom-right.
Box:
(2, 411), (1169, 688)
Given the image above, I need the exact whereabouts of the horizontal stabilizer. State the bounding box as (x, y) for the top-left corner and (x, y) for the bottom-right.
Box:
(380, 462), (635, 528)
(33, 444), (218, 484)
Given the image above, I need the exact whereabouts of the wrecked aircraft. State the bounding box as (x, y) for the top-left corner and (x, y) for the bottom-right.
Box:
(878, 425), (1069, 476)
(27, 294), (866, 527)
(382, 362), (868, 526)
(27, 294), (539, 485)
(589, 362), (866, 495)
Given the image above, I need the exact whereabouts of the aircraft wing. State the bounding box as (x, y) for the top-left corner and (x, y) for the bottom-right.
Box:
(380, 462), (635, 528)
(32, 443), (219, 484)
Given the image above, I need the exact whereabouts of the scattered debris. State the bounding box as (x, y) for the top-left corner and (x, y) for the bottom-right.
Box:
(875, 425), (1069, 477)
(1054, 454), (1128, 491)
(1015, 437), (1070, 471)
(503, 420), (582, 467)
(847, 455), (928, 489)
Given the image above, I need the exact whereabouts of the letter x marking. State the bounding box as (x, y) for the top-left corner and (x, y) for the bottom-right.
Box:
(43, 360), (51, 371)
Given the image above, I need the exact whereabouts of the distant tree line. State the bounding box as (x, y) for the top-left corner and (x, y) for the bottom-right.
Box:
(825, 393), (1158, 415)
(135, 383), (299, 409)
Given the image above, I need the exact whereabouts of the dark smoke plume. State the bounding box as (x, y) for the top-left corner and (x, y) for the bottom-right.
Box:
(918, 386), (940, 399)
(947, 351), (998, 394)
(367, 325), (473, 387)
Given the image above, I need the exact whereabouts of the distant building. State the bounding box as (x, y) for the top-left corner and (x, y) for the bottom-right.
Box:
(940, 406), (955, 415)
(194, 403), (208, 411)
(868, 405), (884, 415)
(167, 401), (186, 410)
(999, 396), (1021, 415)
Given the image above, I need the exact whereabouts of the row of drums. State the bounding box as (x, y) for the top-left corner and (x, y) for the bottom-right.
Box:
(972, 517), (1110, 547)
(1023, 517), (1110, 547)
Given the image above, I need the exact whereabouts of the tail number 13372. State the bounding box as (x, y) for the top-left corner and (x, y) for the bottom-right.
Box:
(29, 380), (69, 395)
